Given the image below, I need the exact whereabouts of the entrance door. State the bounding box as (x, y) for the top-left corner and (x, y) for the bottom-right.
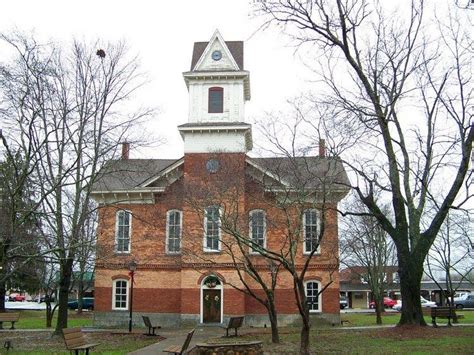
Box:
(203, 289), (221, 323)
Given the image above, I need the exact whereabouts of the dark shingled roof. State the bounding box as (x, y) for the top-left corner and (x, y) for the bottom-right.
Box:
(248, 156), (350, 191)
(191, 41), (244, 71)
(92, 155), (349, 193)
(92, 159), (180, 191)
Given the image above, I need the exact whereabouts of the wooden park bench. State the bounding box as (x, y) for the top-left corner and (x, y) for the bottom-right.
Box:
(163, 328), (195, 355)
(0, 312), (20, 330)
(62, 327), (99, 355)
(142, 315), (161, 336)
(430, 307), (457, 327)
(222, 316), (244, 337)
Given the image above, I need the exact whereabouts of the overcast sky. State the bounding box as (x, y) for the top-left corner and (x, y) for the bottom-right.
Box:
(0, 1), (314, 158)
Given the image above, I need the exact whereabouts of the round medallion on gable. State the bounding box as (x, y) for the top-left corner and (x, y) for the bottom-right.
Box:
(206, 159), (220, 173)
(211, 50), (222, 61)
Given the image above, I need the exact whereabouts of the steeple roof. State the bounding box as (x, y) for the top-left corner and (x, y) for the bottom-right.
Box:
(190, 29), (243, 72)
(191, 41), (244, 71)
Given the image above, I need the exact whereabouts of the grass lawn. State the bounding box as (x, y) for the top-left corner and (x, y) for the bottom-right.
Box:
(241, 326), (474, 354)
(1, 310), (473, 354)
(11, 310), (93, 329)
(341, 309), (474, 326)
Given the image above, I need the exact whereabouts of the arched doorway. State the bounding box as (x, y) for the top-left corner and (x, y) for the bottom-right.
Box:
(200, 275), (223, 323)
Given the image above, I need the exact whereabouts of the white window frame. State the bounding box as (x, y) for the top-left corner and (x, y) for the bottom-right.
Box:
(303, 209), (320, 255)
(204, 206), (221, 252)
(115, 210), (132, 253)
(166, 210), (182, 254)
(249, 209), (266, 254)
(112, 279), (129, 310)
(304, 280), (322, 313)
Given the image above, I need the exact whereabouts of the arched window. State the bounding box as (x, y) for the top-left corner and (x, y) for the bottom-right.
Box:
(305, 280), (321, 312)
(204, 206), (220, 251)
(115, 210), (132, 253)
(112, 279), (128, 310)
(249, 210), (266, 253)
(208, 87), (224, 113)
(303, 209), (320, 254)
(166, 210), (182, 253)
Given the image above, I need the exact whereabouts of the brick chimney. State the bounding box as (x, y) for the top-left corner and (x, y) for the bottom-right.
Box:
(319, 139), (326, 157)
(121, 142), (130, 160)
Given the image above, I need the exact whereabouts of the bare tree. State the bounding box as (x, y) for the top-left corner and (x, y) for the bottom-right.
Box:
(254, 0), (473, 326)
(0, 32), (151, 333)
(182, 156), (282, 343)
(183, 149), (348, 355)
(340, 196), (396, 324)
(425, 210), (473, 316)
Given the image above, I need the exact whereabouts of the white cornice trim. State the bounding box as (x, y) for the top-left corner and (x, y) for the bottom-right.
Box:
(182, 71), (251, 101)
(140, 158), (184, 188)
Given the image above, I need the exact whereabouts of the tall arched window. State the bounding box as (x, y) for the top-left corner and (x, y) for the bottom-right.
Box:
(249, 210), (266, 253)
(115, 210), (132, 253)
(303, 209), (320, 254)
(204, 206), (220, 251)
(166, 210), (182, 253)
(305, 280), (321, 312)
(112, 279), (129, 310)
(208, 87), (224, 113)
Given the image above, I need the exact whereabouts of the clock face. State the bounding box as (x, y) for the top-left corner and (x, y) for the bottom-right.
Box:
(211, 50), (222, 61)
(206, 159), (220, 173)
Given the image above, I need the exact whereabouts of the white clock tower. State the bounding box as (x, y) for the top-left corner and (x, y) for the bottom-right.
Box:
(178, 30), (252, 153)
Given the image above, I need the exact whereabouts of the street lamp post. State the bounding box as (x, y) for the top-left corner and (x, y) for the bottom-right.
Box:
(128, 260), (137, 333)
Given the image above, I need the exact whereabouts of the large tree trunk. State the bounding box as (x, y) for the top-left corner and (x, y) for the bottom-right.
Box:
(54, 258), (74, 334)
(0, 281), (6, 312)
(300, 317), (310, 355)
(398, 255), (426, 326)
(266, 297), (280, 343)
(375, 300), (383, 325)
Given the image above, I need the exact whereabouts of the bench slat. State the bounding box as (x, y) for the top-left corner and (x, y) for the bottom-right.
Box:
(62, 327), (98, 352)
(0, 313), (20, 321)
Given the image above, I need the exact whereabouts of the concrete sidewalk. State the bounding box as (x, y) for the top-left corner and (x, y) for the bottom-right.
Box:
(128, 327), (218, 355)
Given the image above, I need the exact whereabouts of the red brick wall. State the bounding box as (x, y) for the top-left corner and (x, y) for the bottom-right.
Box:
(94, 152), (342, 318)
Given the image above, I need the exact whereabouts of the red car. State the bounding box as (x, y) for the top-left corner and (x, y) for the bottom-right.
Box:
(369, 297), (397, 309)
(8, 293), (26, 302)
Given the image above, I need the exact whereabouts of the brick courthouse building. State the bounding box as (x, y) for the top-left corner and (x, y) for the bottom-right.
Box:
(91, 31), (349, 327)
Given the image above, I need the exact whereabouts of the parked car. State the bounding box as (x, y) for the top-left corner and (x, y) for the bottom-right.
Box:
(340, 296), (348, 309)
(34, 295), (56, 303)
(453, 294), (474, 309)
(452, 292), (471, 303)
(369, 297), (397, 309)
(420, 296), (437, 308)
(8, 293), (26, 302)
(393, 297), (437, 311)
(67, 297), (94, 310)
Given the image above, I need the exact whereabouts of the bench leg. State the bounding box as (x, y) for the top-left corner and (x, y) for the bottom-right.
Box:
(447, 316), (452, 327)
(10, 322), (15, 330)
(235, 327), (238, 337)
(431, 316), (437, 328)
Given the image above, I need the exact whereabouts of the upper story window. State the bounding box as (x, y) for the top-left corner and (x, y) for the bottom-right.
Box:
(305, 280), (321, 312)
(116, 210), (131, 253)
(208, 87), (223, 113)
(249, 210), (266, 253)
(166, 210), (182, 253)
(204, 206), (220, 251)
(303, 209), (320, 254)
(112, 279), (128, 310)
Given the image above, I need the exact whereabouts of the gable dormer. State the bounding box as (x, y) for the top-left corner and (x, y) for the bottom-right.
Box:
(183, 30), (251, 125)
(192, 30), (241, 72)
